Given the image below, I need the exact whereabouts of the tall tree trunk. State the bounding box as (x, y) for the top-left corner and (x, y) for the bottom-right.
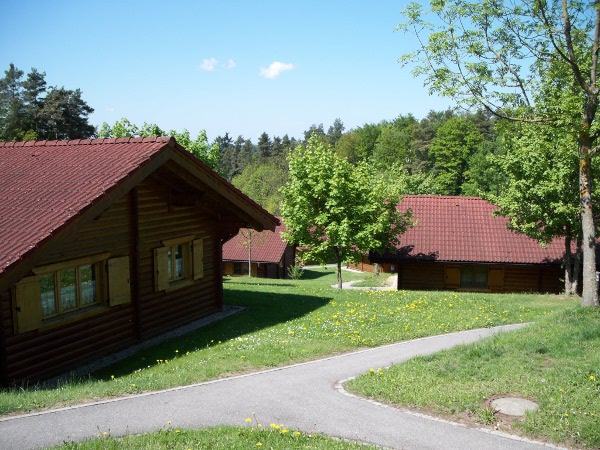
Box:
(579, 129), (599, 306)
(573, 236), (582, 295)
(564, 234), (574, 295)
(335, 248), (343, 289)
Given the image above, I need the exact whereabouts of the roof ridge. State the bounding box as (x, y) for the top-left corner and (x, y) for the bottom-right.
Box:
(0, 136), (172, 148)
(402, 194), (484, 200)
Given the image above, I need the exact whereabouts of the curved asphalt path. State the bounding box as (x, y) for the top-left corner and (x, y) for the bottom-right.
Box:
(0, 324), (564, 450)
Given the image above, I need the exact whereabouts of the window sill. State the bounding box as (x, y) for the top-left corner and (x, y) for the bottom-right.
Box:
(165, 278), (195, 293)
(41, 304), (110, 331)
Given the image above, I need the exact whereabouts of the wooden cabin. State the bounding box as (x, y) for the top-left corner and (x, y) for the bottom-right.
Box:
(222, 221), (295, 278)
(367, 195), (565, 294)
(0, 137), (278, 385)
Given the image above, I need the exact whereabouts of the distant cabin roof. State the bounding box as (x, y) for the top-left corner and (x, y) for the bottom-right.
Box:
(373, 195), (566, 265)
(223, 220), (289, 264)
(0, 137), (277, 279)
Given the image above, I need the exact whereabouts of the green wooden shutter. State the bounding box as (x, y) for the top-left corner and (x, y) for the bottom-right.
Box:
(154, 246), (169, 291)
(193, 239), (204, 280)
(108, 256), (131, 305)
(445, 266), (460, 290)
(488, 268), (504, 292)
(14, 276), (42, 333)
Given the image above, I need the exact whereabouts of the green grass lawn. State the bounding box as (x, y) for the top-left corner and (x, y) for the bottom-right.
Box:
(56, 423), (379, 449)
(0, 268), (583, 448)
(347, 306), (600, 448)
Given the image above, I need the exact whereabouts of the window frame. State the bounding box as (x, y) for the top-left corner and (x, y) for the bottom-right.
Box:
(154, 236), (204, 292)
(33, 253), (110, 319)
(13, 253), (131, 334)
(459, 265), (488, 289)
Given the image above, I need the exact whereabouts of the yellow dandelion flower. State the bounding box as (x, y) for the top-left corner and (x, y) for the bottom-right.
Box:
(176, 429), (181, 433)
(246, 418), (252, 423)
(103, 431), (107, 436)
(590, 375), (595, 381)
(256, 443), (263, 447)
(294, 431), (301, 436)
(110, 375), (114, 380)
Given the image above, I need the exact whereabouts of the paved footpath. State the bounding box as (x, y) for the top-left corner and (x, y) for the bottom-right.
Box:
(0, 324), (565, 450)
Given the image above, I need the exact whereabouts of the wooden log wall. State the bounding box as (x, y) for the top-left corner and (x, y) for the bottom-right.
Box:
(1, 195), (136, 383)
(135, 178), (221, 340)
(1, 174), (234, 384)
(399, 263), (445, 290)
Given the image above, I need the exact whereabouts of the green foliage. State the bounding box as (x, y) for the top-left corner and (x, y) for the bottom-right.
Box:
(56, 424), (377, 449)
(397, 0), (600, 306)
(281, 136), (412, 287)
(461, 140), (506, 197)
(286, 260), (304, 280)
(489, 120), (582, 245)
(232, 160), (288, 215)
(428, 117), (483, 195)
(348, 306), (600, 448)
(371, 114), (417, 171)
(0, 270), (573, 417)
(334, 122), (381, 164)
(97, 118), (220, 171)
(170, 129), (220, 171)
(0, 63), (95, 141)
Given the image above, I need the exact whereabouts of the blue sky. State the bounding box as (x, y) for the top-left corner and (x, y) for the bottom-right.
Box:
(0, 0), (451, 142)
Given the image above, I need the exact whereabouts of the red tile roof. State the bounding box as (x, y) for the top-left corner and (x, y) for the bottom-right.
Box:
(0, 137), (277, 278)
(223, 221), (289, 264)
(385, 195), (565, 265)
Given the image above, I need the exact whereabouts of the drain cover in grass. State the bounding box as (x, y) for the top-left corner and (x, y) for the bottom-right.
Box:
(491, 397), (539, 416)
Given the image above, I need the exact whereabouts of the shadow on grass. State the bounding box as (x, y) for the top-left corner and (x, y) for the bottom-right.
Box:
(298, 269), (335, 280)
(93, 288), (332, 379)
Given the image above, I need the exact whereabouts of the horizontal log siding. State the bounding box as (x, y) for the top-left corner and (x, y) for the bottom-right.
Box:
(0, 289), (10, 385)
(2, 195), (136, 384)
(399, 263), (445, 290)
(539, 267), (563, 294)
(503, 267), (543, 293)
(136, 180), (221, 340)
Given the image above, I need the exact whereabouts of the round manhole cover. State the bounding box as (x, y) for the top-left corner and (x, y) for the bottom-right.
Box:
(491, 397), (538, 416)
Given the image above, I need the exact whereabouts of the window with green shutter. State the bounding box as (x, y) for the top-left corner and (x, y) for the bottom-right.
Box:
(155, 236), (204, 292)
(13, 254), (131, 333)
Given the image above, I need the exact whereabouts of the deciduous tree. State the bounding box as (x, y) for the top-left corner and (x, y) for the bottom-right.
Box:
(398, 0), (600, 306)
(281, 135), (412, 289)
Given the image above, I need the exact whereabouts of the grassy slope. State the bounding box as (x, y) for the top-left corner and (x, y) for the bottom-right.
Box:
(1, 268), (583, 447)
(347, 306), (600, 448)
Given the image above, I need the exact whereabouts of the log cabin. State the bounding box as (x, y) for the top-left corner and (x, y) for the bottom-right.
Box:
(0, 136), (278, 385)
(366, 195), (567, 293)
(222, 221), (295, 278)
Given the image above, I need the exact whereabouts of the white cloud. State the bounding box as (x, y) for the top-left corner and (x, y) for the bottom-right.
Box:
(259, 61), (294, 79)
(227, 59), (236, 69)
(199, 57), (218, 72)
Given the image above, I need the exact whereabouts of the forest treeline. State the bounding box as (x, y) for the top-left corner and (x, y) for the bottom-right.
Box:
(0, 62), (583, 234)
(0, 63), (507, 216)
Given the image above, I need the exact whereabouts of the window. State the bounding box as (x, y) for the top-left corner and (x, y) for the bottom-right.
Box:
(233, 262), (242, 275)
(168, 244), (184, 282)
(39, 264), (98, 318)
(460, 265), (488, 289)
(154, 236), (204, 291)
(13, 254), (131, 333)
